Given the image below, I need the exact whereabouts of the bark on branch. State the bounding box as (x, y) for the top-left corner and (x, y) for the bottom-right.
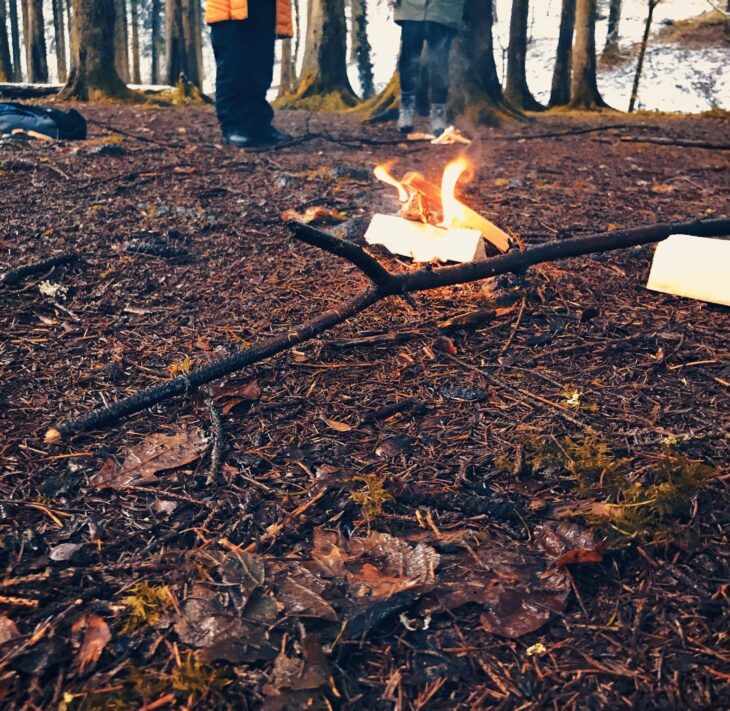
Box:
(45, 218), (730, 443)
(1, 253), (79, 286)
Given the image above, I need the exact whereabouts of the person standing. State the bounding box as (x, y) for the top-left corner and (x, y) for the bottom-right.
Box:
(206, 0), (294, 148)
(393, 0), (465, 137)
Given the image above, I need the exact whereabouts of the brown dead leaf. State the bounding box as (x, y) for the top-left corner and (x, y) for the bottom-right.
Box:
(72, 615), (111, 673)
(0, 615), (20, 645)
(550, 547), (604, 569)
(281, 205), (348, 225)
(263, 634), (331, 710)
(274, 567), (338, 621)
(89, 427), (209, 489)
(433, 336), (457, 355)
(212, 379), (261, 414)
(322, 417), (353, 432)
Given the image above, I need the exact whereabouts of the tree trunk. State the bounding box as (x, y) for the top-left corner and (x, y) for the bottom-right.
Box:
(284, 0), (358, 108)
(278, 38), (295, 97)
(51, 0), (67, 82)
(129, 0), (141, 84)
(549, 0), (575, 106)
(449, 0), (522, 125)
(191, 0), (203, 86)
(569, 0), (608, 108)
(354, 0), (373, 98)
(0, 0), (12, 81)
(628, 0), (657, 112)
(349, 0), (360, 64)
(113, 0), (130, 82)
(59, 0), (130, 100)
(150, 0), (161, 84)
(505, 0), (543, 111)
(8, 0), (19, 79)
(603, 0), (621, 54)
(165, 0), (201, 87)
(24, 0), (48, 82)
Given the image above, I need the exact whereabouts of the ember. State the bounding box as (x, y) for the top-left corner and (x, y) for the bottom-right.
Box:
(365, 156), (511, 263)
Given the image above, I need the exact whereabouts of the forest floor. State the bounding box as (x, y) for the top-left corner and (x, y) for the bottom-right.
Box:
(1, 105), (729, 710)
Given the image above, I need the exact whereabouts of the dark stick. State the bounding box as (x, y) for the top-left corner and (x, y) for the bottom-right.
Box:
(45, 218), (730, 443)
(494, 123), (648, 141)
(289, 221), (391, 285)
(1, 253), (79, 287)
(615, 136), (730, 151)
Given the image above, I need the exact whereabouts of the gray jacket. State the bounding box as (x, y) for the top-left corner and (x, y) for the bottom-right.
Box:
(394, 0), (465, 31)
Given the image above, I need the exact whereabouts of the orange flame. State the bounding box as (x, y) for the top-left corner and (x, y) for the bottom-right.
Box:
(439, 156), (471, 228)
(373, 161), (409, 203)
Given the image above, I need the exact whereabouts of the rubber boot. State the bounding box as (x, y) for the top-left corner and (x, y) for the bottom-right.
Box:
(430, 103), (447, 137)
(397, 91), (416, 134)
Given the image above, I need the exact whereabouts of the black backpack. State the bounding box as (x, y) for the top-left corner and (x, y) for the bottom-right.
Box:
(0, 102), (87, 140)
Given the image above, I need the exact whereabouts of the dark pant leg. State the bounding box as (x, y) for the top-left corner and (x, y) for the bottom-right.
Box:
(210, 20), (243, 134)
(210, 3), (276, 135)
(240, 0), (276, 130)
(425, 22), (455, 104)
(398, 21), (425, 94)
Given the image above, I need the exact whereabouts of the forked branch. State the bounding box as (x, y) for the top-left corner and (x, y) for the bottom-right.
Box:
(45, 218), (730, 443)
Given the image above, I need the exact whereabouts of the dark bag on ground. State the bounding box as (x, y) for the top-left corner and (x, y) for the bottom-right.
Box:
(0, 102), (87, 139)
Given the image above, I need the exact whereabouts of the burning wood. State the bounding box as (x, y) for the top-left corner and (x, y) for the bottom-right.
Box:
(365, 157), (511, 263)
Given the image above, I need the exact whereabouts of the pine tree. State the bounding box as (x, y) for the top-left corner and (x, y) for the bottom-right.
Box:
(549, 0), (575, 106)
(24, 0), (48, 82)
(0, 0), (12, 81)
(569, 0), (608, 108)
(59, 0), (129, 99)
(505, 0), (543, 111)
(280, 0), (358, 109)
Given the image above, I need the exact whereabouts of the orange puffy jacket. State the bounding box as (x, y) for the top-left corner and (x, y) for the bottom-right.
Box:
(206, 0), (293, 38)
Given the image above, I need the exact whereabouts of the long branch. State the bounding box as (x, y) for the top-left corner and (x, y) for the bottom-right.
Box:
(45, 217), (730, 443)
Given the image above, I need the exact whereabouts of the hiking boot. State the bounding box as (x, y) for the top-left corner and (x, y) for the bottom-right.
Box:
(430, 103), (447, 137)
(255, 125), (293, 143)
(397, 91), (416, 134)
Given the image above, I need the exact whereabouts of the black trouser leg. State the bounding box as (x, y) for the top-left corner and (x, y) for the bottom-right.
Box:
(398, 21), (425, 95)
(210, 2), (276, 135)
(425, 22), (455, 104)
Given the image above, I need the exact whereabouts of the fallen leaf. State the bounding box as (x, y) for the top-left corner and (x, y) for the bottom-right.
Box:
(89, 427), (209, 489)
(375, 435), (413, 458)
(281, 205), (348, 225)
(71, 615), (111, 673)
(212, 379), (261, 414)
(322, 418), (352, 432)
(0, 615), (20, 645)
(550, 547), (604, 569)
(49, 543), (83, 562)
(433, 336), (457, 355)
(263, 634), (331, 710)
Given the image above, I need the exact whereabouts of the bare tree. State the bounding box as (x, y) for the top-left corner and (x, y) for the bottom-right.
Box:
(113, 0), (130, 82)
(278, 39), (295, 97)
(569, 0), (608, 108)
(130, 0), (141, 84)
(549, 0), (575, 106)
(450, 0), (521, 124)
(603, 0), (622, 54)
(283, 0), (358, 107)
(0, 0), (12, 81)
(51, 0), (67, 81)
(353, 0), (373, 98)
(165, 0), (202, 87)
(59, 0), (129, 99)
(24, 0), (48, 82)
(7, 0), (19, 79)
(628, 0), (660, 112)
(150, 0), (162, 84)
(505, 0), (543, 111)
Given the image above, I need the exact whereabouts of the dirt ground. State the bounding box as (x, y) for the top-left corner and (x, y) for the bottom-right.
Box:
(1, 105), (729, 710)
